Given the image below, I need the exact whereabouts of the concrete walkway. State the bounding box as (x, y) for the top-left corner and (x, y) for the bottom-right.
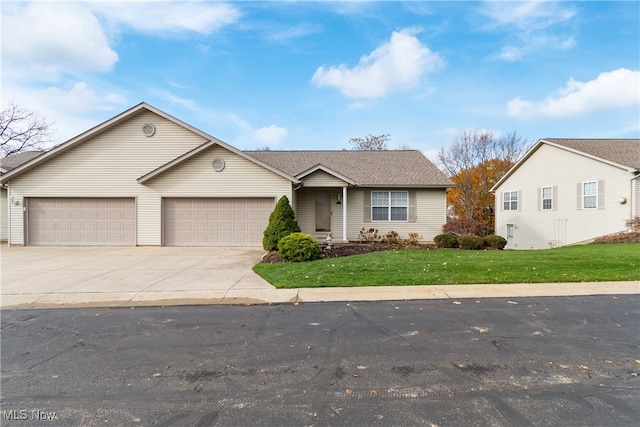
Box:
(1, 246), (638, 309)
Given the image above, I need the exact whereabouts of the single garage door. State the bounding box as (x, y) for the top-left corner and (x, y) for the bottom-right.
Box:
(28, 198), (136, 246)
(164, 198), (274, 247)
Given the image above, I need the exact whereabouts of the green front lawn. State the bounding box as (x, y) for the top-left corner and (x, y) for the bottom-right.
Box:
(253, 243), (640, 288)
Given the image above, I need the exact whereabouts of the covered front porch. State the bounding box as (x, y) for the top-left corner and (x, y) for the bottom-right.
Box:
(295, 186), (350, 243)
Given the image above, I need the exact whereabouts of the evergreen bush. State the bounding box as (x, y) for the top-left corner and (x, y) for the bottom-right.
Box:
(434, 234), (459, 248)
(484, 235), (507, 250)
(277, 233), (321, 262)
(457, 234), (485, 250)
(262, 196), (301, 250)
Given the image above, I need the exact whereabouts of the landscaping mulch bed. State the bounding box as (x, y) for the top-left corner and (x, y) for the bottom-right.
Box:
(259, 231), (640, 264)
(260, 242), (435, 264)
(592, 231), (640, 244)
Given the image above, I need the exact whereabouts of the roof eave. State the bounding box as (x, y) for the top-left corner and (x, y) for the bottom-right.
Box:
(137, 139), (300, 184)
(296, 164), (356, 185)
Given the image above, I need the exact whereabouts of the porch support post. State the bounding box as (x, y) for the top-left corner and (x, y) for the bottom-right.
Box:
(342, 186), (347, 241)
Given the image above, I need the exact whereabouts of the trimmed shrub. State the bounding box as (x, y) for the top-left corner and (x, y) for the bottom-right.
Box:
(457, 234), (485, 250)
(443, 219), (490, 236)
(382, 230), (401, 244)
(277, 233), (321, 262)
(484, 235), (507, 250)
(434, 233), (459, 248)
(263, 196), (301, 250)
(358, 227), (381, 243)
(405, 232), (423, 247)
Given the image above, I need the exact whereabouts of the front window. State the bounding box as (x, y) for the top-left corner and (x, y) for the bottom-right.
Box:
(372, 191), (408, 221)
(583, 181), (597, 209)
(503, 191), (518, 211)
(542, 186), (552, 210)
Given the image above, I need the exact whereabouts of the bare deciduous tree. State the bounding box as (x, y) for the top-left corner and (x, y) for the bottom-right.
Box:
(1, 102), (54, 157)
(348, 133), (390, 150)
(438, 130), (526, 226)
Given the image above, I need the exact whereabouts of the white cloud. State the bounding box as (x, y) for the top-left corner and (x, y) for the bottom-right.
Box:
(3, 81), (129, 145)
(252, 125), (288, 146)
(311, 28), (444, 98)
(91, 1), (241, 35)
(507, 69), (640, 119)
(2, 2), (118, 78)
(481, 1), (576, 61)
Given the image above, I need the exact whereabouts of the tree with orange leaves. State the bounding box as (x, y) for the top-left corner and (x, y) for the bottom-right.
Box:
(438, 131), (526, 231)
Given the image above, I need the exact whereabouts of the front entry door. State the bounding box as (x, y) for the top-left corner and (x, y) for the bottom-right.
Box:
(315, 193), (332, 233)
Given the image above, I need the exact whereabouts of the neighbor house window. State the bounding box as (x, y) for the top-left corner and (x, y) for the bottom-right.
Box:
(503, 191), (518, 211)
(583, 181), (597, 209)
(542, 186), (553, 210)
(372, 191), (408, 221)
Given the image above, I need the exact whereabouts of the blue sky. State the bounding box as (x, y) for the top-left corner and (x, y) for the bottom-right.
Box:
(2, 1), (639, 160)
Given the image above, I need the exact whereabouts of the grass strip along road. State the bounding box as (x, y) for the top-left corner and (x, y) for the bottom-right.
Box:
(253, 243), (640, 288)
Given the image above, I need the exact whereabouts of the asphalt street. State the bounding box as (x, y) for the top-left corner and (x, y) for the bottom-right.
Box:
(1, 295), (639, 426)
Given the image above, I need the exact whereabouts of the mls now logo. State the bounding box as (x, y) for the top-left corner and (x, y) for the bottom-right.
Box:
(2, 409), (28, 420)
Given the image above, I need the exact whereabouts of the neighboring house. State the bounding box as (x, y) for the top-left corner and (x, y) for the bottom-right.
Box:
(1, 151), (44, 242)
(492, 138), (640, 250)
(0, 103), (452, 247)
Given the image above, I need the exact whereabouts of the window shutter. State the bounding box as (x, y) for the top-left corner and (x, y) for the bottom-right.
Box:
(517, 190), (522, 211)
(537, 188), (541, 211)
(500, 192), (504, 211)
(598, 180), (605, 210)
(577, 183), (582, 210)
(363, 190), (371, 222)
(408, 190), (417, 223)
(552, 186), (558, 211)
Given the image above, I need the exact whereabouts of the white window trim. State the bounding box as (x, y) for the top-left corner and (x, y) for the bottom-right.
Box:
(582, 180), (597, 209)
(503, 190), (518, 211)
(541, 186), (553, 210)
(371, 191), (408, 222)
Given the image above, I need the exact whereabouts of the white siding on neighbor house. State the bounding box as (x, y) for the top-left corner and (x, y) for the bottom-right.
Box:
(302, 170), (348, 187)
(345, 188), (446, 241)
(1, 187), (7, 241)
(6, 111), (207, 245)
(494, 143), (634, 249)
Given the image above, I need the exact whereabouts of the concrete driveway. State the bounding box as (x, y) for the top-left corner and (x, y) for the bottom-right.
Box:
(2, 246), (638, 309)
(0, 246), (295, 308)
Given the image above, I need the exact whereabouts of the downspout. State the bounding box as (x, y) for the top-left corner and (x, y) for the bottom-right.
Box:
(5, 182), (10, 247)
(342, 186), (347, 242)
(632, 172), (639, 226)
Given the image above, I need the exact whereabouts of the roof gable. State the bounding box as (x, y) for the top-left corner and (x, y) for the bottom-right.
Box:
(0, 102), (215, 183)
(137, 140), (299, 184)
(492, 138), (640, 191)
(246, 150), (452, 187)
(543, 138), (640, 170)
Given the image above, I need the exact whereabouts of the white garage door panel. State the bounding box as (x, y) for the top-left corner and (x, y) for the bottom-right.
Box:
(28, 198), (136, 246)
(164, 198), (273, 247)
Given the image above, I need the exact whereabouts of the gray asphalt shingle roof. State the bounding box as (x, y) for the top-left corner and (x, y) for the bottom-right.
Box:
(544, 138), (640, 169)
(0, 151), (44, 171)
(246, 150), (452, 187)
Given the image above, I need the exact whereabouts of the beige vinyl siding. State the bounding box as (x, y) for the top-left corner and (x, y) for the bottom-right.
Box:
(1, 187), (7, 241)
(7, 111), (207, 245)
(302, 171), (348, 187)
(346, 188), (446, 241)
(143, 145), (292, 199)
(495, 144), (634, 249)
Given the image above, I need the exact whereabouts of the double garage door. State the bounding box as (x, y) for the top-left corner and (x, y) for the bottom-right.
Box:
(164, 198), (273, 247)
(26, 197), (274, 247)
(28, 198), (136, 246)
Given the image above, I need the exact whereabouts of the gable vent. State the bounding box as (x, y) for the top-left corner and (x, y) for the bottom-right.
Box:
(142, 123), (156, 137)
(212, 158), (225, 172)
